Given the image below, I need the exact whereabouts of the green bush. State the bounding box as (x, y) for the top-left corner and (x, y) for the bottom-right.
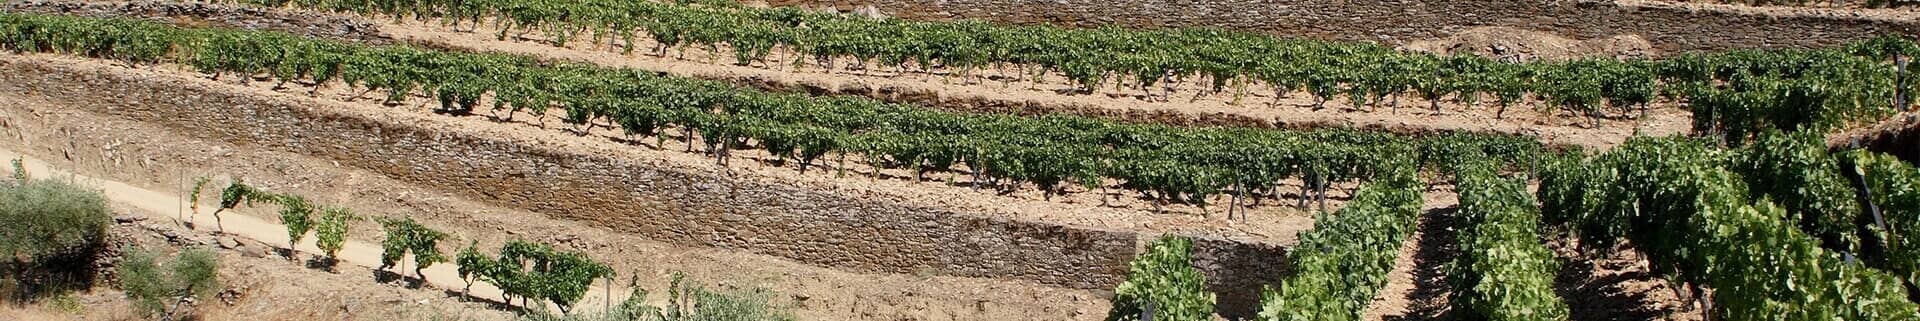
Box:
(0, 169), (112, 301)
(378, 215), (449, 280)
(0, 177), (112, 262)
(1107, 235), (1215, 321)
(118, 247), (219, 319)
(515, 272), (794, 321)
(467, 240), (614, 314)
(313, 206), (356, 267)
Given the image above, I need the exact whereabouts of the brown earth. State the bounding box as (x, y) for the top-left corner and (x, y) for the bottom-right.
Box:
(1402, 27), (1657, 61)
(1831, 110), (1920, 164)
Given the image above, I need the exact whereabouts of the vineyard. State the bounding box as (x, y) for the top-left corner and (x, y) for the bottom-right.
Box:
(0, 1), (1919, 321)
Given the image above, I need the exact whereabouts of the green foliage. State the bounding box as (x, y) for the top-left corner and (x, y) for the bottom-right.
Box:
(454, 241), (489, 295)
(0, 172), (111, 301)
(187, 176), (210, 215)
(275, 195), (316, 248)
(0, 12), (1564, 213)
(467, 240), (614, 314)
(512, 273), (794, 321)
(1450, 158), (1568, 321)
(0, 175), (111, 263)
(1257, 164), (1422, 321)
(1539, 137), (1920, 321)
(658, 272), (795, 321)
(1839, 150), (1920, 295)
(1107, 235), (1214, 321)
(118, 247), (220, 319)
(1729, 131), (1861, 253)
(9, 158), (23, 184)
(378, 215), (450, 278)
(209, 181), (335, 252)
(221, 0), (1905, 137)
(314, 206), (356, 263)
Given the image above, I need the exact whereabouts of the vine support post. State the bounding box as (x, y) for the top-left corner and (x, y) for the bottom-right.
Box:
(1842, 141), (1895, 255)
(1897, 51), (1909, 112)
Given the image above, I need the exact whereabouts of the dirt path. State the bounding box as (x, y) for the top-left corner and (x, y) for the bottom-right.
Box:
(1360, 182), (1700, 321)
(1363, 187), (1460, 321)
(0, 148), (640, 313)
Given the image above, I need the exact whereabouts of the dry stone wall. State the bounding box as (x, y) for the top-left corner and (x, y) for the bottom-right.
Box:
(0, 57), (1288, 318)
(770, 0), (1918, 54)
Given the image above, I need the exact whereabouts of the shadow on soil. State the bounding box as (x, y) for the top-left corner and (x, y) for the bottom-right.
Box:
(1385, 206), (1459, 321)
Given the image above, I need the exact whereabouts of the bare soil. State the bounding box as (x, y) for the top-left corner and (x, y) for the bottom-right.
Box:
(1364, 186), (1461, 321)
(1403, 27), (1657, 61)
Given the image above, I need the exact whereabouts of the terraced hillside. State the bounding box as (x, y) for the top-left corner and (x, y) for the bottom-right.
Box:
(0, 2), (1916, 321)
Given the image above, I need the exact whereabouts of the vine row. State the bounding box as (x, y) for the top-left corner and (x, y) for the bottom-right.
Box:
(0, 12), (1550, 215)
(1537, 137), (1920, 320)
(1255, 159), (1423, 321)
(236, 0), (1913, 139)
(1450, 157), (1569, 321)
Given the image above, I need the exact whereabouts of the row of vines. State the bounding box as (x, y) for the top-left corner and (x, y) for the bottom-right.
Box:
(235, 0), (1915, 137)
(1448, 157), (1568, 321)
(189, 180), (614, 314)
(1536, 137), (1920, 320)
(0, 12), (1548, 216)
(1254, 159), (1422, 321)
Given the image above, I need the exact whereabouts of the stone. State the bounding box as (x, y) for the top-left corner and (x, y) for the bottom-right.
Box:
(114, 214), (145, 224)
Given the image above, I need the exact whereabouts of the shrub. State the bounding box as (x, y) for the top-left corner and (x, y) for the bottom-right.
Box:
(378, 215), (449, 279)
(454, 241), (490, 297)
(661, 272), (795, 321)
(491, 240), (613, 314)
(314, 206), (356, 267)
(274, 195), (316, 250)
(515, 272), (794, 321)
(119, 247), (219, 319)
(1106, 235), (1215, 321)
(0, 169), (112, 301)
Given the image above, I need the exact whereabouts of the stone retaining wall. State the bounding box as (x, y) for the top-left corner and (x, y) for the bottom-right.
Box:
(0, 57), (1288, 318)
(771, 0), (1918, 54)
